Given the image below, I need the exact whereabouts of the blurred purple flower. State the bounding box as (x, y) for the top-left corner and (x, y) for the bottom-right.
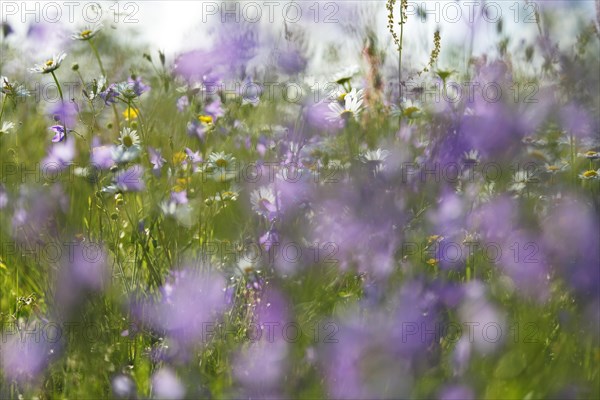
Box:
(541, 196), (600, 296)
(115, 165), (145, 192)
(560, 102), (594, 137)
(54, 242), (109, 317)
(111, 374), (137, 399)
(1, 323), (59, 383)
(458, 281), (507, 355)
(135, 267), (228, 350)
(438, 385), (475, 400)
(42, 138), (75, 173)
(48, 101), (78, 128)
(11, 185), (68, 245)
(152, 368), (185, 400)
(148, 146), (166, 176)
(91, 141), (116, 170)
(205, 96), (224, 119)
(276, 46), (307, 75)
(233, 288), (290, 397)
(176, 95), (189, 112)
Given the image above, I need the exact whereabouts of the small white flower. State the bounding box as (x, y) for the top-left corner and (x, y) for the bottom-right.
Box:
(462, 149), (480, 165)
(119, 127), (140, 148)
(331, 65), (360, 85)
(579, 169), (600, 180)
(250, 185), (277, 217)
(509, 171), (533, 192)
(29, 53), (67, 74)
(360, 148), (389, 163)
(205, 152), (237, 182)
(71, 24), (103, 41)
(0, 121), (15, 135)
(327, 88), (364, 122)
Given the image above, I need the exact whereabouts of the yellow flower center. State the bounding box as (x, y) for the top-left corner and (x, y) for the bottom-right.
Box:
(583, 170), (598, 178)
(215, 158), (228, 168)
(198, 115), (213, 124)
(45, 60), (54, 66)
(81, 29), (92, 37)
(546, 165), (560, 172)
(426, 258), (438, 266)
(585, 151), (599, 158)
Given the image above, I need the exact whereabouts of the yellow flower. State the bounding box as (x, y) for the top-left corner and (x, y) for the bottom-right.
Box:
(173, 151), (187, 165)
(174, 177), (190, 192)
(198, 115), (213, 125)
(426, 258), (438, 266)
(123, 107), (138, 120)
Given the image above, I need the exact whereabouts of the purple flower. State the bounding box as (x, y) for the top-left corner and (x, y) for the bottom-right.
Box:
(176, 95), (189, 112)
(111, 374), (137, 399)
(127, 75), (150, 97)
(152, 368), (185, 400)
(1, 321), (60, 383)
(54, 242), (109, 317)
(49, 125), (67, 142)
(205, 96), (224, 119)
(276, 46), (307, 75)
(170, 190), (188, 205)
(438, 385), (475, 400)
(560, 102), (595, 137)
(0, 184), (8, 209)
(148, 146), (166, 176)
(115, 165), (145, 192)
(11, 185), (68, 245)
(451, 337), (471, 376)
(48, 101), (78, 128)
(91, 140), (116, 170)
(99, 83), (119, 104)
(134, 267), (228, 351)
(458, 281), (507, 355)
(233, 288), (290, 397)
(42, 138), (76, 172)
(541, 195), (600, 296)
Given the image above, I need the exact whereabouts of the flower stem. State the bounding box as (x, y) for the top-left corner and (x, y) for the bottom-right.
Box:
(51, 71), (64, 103)
(0, 95), (6, 124)
(89, 40), (106, 77)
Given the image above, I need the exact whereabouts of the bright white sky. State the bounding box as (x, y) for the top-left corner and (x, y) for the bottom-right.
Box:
(1, 1), (596, 76)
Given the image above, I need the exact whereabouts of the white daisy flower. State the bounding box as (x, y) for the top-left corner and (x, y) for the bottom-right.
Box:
(71, 24), (103, 40)
(401, 98), (421, 118)
(29, 53), (67, 74)
(359, 148), (389, 174)
(327, 88), (364, 122)
(577, 150), (600, 160)
(331, 65), (360, 85)
(119, 127), (140, 148)
(579, 169), (600, 180)
(462, 149), (481, 165)
(250, 185), (277, 217)
(112, 128), (141, 164)
(509, 170), (534, 193)
(360, 148), (389, 163)
(205, 152), (237, 182)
